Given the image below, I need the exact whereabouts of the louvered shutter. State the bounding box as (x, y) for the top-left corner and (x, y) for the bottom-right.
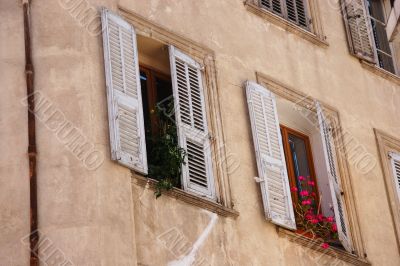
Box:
(260, 0), (284, 15)
(169, 46), (215, 199)
(286, 0), (309, 28)
(316, 102), (352, 252)
(390, 152), (400, 203)
(101, 8), (147, 174)
(340, 0), (376, 63)
(246, 81), (296, 230)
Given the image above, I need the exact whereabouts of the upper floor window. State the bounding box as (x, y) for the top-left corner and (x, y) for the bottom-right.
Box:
(341, 0), (397, 74)
(101, 9), (217, 200)
(366, 0), (396, 73)
(260, 0), (310, 30)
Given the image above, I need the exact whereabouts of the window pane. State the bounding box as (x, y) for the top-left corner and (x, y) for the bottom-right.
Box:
(288, 133), (317, 208)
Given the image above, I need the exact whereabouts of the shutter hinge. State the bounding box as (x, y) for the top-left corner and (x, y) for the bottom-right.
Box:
(340, 191), (344, 196)
(254, 177), (264, 183)
(388, 152), (393, 159)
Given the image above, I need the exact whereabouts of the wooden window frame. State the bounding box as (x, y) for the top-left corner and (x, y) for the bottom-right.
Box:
(118, 6), (237, 217)
(280, 125), (320, 212)
(139, 64), (171, 137)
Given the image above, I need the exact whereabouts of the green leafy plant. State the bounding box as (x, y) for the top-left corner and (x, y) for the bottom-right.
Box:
(291, 176), (339, 249)
(146, 101), (186, 198)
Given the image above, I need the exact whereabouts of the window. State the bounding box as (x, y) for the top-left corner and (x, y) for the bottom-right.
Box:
(101, 8), (217, 200)
(244, 0), (327, 46)
(367, 0), (396, 73)
(246, 80), (356, 253)
(341, 0), (397, 74)
(280, 126), (321, 216)
(260, 0), (310, 29)
(375, 129), (400, 252)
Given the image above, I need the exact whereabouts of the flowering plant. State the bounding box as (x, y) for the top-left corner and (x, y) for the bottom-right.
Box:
(291, 175), (338, 249)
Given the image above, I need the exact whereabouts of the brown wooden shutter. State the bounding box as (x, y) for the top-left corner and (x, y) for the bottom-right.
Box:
(340, 0), (376, 63)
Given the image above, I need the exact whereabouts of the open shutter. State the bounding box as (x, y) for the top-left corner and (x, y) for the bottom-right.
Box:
(316, 101), (352, 252)
(246, 81), (296, 230)
(389, 152), (400, 203)
(340, 0), (376, 63)
(169, 46), (215, 199)
(101, 8), (147, 174)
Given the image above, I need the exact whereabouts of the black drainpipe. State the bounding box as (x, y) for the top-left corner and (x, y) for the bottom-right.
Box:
(22, 0), (39, 265)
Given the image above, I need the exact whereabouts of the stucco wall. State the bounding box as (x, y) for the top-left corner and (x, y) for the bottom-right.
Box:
(1, 0), (399, 265)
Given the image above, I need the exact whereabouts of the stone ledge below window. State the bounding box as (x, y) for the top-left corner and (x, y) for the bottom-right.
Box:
(132, 175), (239, 218)
(244, 1), (328, 48)
(277, 228), (371, 266)
(361, 61), (400, 86)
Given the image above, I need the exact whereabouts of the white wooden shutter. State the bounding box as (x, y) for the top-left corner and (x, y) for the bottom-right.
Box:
(169, 46), (215, 199)
(389, 152), (400, 203)
(316, 101), (352, 252)
(246, 81), (296, 230)
(340, 0), (376, 63)
(101, 8), (147, 174)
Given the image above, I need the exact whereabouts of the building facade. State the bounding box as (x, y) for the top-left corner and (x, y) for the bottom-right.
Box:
(1, 0), (400, 265)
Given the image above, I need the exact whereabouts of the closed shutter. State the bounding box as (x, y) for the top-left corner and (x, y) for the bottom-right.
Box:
(286, 0), (309, 28)
(340, 0), (376, 63)
(316, 101), (352, 252)
(101, 8), (147, 174)
(389, 152), (400, 203)
(169, 46), (215, 199)
(260, 0), (284, 15)
(246, 81), (296, 230)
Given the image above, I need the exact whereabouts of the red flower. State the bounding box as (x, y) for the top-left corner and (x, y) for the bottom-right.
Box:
(308, 181), (315, 186)
(291, 186), (298, 192)
(298, 176), (305, 181)
(301, 200), (311, 205)
(311, 192), (316, 197)
(311, 219), (319, 224)
(332, 223), (337, 232)
(317, 214), (324, 221)
(305, 214), (314, 221)
(326, 216), (334, 223)
(321, 243), (330, 249)
(300, 190), (309, 197)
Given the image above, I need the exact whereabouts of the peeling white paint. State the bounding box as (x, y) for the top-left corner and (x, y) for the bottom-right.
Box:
(167, 211), (218, 266)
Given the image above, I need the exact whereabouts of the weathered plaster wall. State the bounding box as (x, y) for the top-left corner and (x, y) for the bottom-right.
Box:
(1, 0), (399, 265)
(0, 1), (30, 265)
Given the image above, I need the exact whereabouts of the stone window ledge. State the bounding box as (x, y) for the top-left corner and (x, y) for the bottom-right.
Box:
(132, 175), (239, 218)
(361, 61), (400, 86)
(244, 1), (328, 48)
(277, 228), (371, 266)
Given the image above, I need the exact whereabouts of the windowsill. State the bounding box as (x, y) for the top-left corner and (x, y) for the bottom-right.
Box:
(360, 60), (400, 86)
(277, 228), (371, 266)
(244, 1), (328, 48)
(132, 174), (239, 218)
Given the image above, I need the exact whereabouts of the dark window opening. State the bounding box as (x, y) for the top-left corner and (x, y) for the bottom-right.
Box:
(140, 66), (182, 189)
(367, 0), (396, 73)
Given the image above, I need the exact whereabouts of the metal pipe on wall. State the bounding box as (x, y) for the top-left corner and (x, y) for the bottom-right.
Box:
(22, 0), (39, 265)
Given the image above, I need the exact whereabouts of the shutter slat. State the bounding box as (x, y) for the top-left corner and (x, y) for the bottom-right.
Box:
(390, 153), (400, 203)
(246, 81), (296, 230)
(170, 46), (215, 199)
(340, 0), (376, 63)
(316, 101), (352, 252)
(101, 8), (147, 174)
